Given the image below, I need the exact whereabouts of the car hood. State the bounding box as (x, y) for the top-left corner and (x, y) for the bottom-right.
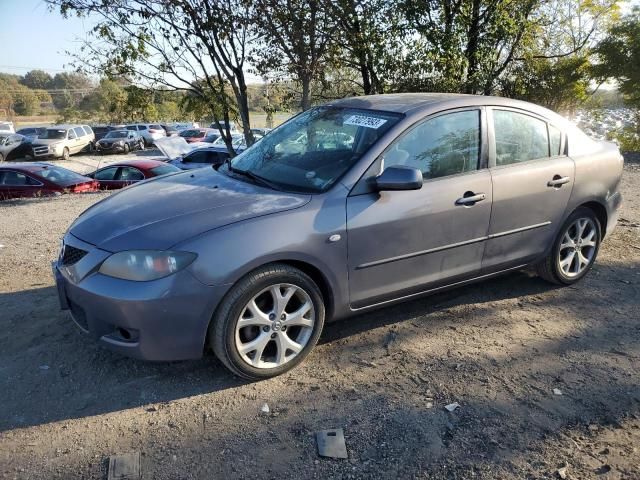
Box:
(32, 138), (65, 146)
(154, 136), (202, 160)
(68, 167), (312, 251)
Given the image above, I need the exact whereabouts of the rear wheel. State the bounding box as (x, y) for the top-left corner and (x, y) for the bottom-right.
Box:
(210, 264), (325, 380)
(61, 147), (70, 161)
(536, 207), (601, 285)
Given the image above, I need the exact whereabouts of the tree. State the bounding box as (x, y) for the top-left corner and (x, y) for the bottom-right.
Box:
(593, 7), (640, 107)
(21, 70), (53, 90)
(253, 0), (336, 110)
(49, 0), (258, 154)
(49, 71), (94, 109)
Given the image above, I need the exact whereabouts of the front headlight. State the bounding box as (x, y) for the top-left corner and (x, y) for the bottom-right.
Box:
(99, 250), (197, 281)
(49, 143), (61, 152)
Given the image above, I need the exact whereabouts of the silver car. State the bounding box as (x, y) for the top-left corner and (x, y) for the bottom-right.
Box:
(53, 94), (623, 379)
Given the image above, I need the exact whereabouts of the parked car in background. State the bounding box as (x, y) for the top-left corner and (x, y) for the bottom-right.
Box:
(0, 134), (33, 162)
(91, 125), (116, 142)
(0, 162), (98, 199)
(251, 128), (272, 136)
(86, 159), (181, 190)
(161, 124), (180, 137)
(168, 145), (230, 170)
(54, 94), (623, 380)
(209, 121), (239, 133)
(0, 121), (15, 134)
(171, 122), (200, 131)
(203, 132), (221, 144)
(125, 123), (166, 146)
(179, 128), (217, 144)
(16, 127), (47, 141)
(31, 125), (95, 160)
(96, 129), (144, 154)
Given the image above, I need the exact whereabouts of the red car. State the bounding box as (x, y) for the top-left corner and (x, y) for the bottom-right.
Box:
(0, 163), (99, 200)
(179, 128), (217, 144)
(87, 159), (182, 190)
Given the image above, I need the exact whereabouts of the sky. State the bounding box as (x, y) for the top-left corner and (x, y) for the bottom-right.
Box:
(0, 0), (98, 75)
(0, 0), (638, 80)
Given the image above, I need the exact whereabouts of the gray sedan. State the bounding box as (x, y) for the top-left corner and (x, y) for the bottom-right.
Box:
(53, 94), (623, 379)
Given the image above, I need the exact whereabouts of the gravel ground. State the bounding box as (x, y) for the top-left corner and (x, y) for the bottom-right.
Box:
(0, 156), (639, 480)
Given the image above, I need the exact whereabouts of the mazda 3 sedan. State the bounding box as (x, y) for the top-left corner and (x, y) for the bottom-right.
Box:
(53, 94), (623, 379)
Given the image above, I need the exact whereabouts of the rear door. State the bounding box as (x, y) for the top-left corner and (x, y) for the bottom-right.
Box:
(482, 108), (574, 272)
(346, 108), (492, 308)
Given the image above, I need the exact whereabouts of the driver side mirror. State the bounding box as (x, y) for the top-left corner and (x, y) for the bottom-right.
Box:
(375, 166), (423, 191)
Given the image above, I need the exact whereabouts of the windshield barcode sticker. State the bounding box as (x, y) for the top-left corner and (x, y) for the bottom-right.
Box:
(344, 115), (387, 129)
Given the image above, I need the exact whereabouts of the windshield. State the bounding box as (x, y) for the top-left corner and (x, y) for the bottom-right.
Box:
(105, 130), (129, 139)
(180, 129), (203, 138)
(38, 166), (87, 185)
(40, 129), (67, 140)
(227, 107), (401, 193)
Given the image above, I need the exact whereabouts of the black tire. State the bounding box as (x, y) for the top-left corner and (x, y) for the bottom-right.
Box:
(61, 147), (70, 161)
(123, 143), (130, 154)
(536, 206), (602, 285)
(210, 263), (325, 380)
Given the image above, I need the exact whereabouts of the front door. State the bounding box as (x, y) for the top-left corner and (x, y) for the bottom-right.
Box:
(482, 108), (575, 272)
(346, 109), (493, 308)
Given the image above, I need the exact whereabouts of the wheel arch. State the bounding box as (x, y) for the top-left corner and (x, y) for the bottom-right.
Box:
(577, 200), (607, 234)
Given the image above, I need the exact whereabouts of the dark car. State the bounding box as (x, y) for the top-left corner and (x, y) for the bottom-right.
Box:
(95, 129), (145, 154)
(161, 124), (180, 137)
(15, 127), (47, 141)
(91, 125), (117, 142)
(0, 163), (99, 200)
(87, 159), (181, 190)
(54, 93), (622, 380)
(0, 134), (34, 162)
(168, 146), (230, 170)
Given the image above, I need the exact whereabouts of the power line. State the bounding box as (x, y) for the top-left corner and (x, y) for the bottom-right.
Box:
(0, 65), (72, 73)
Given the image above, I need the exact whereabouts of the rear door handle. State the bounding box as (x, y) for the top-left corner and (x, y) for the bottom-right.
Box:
(547, 176), (570, 187)
(455, 192), (486, 206)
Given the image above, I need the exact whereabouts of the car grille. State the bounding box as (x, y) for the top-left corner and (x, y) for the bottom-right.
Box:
(33, 145), (49, 156)
(61, 245), (88, 266)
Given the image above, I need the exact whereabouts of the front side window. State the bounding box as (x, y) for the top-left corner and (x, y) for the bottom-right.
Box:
(94, 167), (119, 181)
(119, 167), (145, 181)
(228, 107), (402, 193)
(68, 129), (77, 140)
(494, 110), (549, 165)
(383, 110), (480, 180)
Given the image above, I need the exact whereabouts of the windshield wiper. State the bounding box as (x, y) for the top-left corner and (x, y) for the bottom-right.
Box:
(225, 160), (282, 191)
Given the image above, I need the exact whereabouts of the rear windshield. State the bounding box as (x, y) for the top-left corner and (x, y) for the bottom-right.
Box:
(151, 164), (182, 176)
(40, 129), (67, 140)
(38, 166), (87, 185)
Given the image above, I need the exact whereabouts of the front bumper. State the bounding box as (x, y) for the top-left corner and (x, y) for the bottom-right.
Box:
(96, 143), (125, 153)
(52, 233), (228, 361)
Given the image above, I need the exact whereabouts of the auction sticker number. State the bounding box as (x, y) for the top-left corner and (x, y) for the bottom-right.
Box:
(344, 115), (387, 129)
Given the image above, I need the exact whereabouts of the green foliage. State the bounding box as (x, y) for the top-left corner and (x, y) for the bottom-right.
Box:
(593, 7), (640, 107)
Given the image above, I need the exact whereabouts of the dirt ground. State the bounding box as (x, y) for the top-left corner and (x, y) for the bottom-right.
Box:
(0, 155), (639, 480)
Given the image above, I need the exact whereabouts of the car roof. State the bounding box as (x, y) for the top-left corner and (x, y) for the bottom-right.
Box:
(326, 93), (566, 122)
(97, 159), (168, 170)
(45, 124), (86, 130)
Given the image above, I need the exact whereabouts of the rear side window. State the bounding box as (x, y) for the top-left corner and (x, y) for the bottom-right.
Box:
(126, 126), (137, 131)
(0, 171), (40, 186)
(82, 126), (93, 135)
(383, 110), (480, 180)
(493, 110), (549, 165)
(73, 127), (85, 137)
(549, 125), (562, 156)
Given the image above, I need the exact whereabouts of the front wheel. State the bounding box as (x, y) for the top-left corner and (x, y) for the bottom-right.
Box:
(61, 147), (70, 161)
(123, 143), (130, 154)
(536, 207), (602, 285)
(210, 264), (325, 380)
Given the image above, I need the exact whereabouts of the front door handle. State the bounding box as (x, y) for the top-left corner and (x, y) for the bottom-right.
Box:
(455, 191), (486, 206)
(547, 175), (570, 187)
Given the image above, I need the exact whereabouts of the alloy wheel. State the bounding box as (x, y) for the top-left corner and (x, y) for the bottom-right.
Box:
(234, 283), (315, 369)
(557, 217), (597, 278)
